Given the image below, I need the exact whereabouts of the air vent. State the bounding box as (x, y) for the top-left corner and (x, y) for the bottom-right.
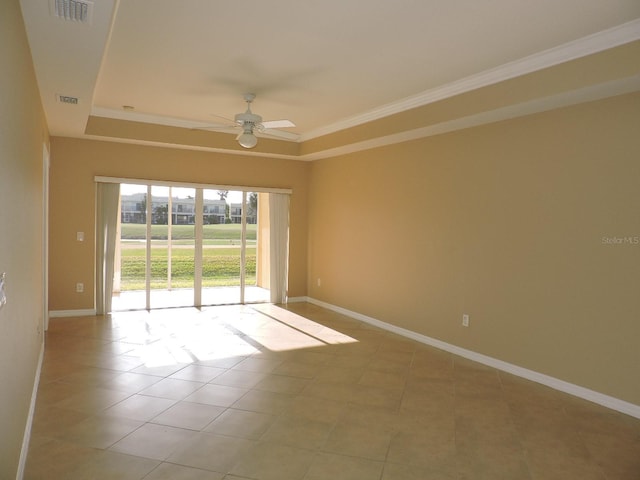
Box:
(57, 94), (79, 105)
(50, 0), (94, 23)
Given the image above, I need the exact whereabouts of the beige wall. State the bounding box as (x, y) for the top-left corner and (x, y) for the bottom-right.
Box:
(0, 1), (48, 477)
(307, 92), (640, 406)
(48, 138), (309, 310)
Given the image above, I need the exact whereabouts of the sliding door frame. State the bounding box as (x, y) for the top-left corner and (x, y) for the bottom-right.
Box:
(194, 189), (203, 307)
(95, 176), (291, 196)
(100, 176), (290, 310)
(240, 191), (247, 305)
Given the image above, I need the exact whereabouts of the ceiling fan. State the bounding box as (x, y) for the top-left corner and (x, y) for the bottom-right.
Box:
(201, 93), (298, 148)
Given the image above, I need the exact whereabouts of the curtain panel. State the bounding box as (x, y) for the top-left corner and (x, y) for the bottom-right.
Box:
(95, 182), (120, 314)
(268, 193), (290, 304)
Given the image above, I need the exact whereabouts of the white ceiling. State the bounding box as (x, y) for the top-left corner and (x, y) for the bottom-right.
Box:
(18, 0), (640, 149)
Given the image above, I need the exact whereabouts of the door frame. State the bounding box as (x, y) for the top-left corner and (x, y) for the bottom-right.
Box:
(103, 176), (289, 310)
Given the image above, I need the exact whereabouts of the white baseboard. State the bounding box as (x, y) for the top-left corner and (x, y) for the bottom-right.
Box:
(49, 309), (97, 318)
(286, 296), (308, 304)
(16, 340), (44, 480)
(305, 296), (640, 419)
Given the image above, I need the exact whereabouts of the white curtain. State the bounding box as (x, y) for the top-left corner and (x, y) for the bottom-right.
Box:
(96, 182), (120, 314)
(269, 193), (290, 304)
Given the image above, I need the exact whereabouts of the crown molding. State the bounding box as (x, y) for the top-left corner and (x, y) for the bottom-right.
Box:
(300, 18), (640, 142)
(300, 73), (640, 161)
(87, 18), (640, 162)
(86, 71), (640, 162)
(80, 133), (302, 160)
(91, 107), (233, 130)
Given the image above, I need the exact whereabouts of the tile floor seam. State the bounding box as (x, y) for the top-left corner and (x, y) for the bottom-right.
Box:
(497, 369), (535, 480)
(570, 417), (614, 480)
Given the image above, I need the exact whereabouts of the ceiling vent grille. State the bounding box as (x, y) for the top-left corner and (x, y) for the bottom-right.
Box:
(57, 94), (79, 105)
(50, 0), (93, 23)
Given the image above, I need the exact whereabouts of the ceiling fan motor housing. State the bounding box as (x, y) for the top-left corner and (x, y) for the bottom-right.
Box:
(235, 111), (262, 130)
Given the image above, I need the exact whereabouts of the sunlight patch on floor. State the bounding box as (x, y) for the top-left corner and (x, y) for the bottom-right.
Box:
(109, 304), (358, 368)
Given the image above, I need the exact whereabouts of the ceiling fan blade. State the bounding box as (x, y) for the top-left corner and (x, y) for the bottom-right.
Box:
(260, 128), (300, 141)
(194, 121), (234, 129)
(261, 119), (296, 129)
(209, 113), (239, 124)
(191, 124), (239, 134)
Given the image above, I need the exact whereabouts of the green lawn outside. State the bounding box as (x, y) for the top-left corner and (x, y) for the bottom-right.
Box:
(120, 246), (257, 291)
(119, 223), (260, 291)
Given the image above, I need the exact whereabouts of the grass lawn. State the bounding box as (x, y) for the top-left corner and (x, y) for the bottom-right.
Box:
(119, 223), (261, 291)
(120, 246), (257, 291)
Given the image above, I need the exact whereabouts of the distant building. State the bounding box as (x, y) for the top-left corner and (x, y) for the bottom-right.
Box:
(120, 193), (255, 225)
(230, 202), (257, 224)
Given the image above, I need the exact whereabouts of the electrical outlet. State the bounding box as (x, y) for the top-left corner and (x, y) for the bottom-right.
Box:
(77, 231), (84, 242)
(317, 278), (322, 287)
(462, 314), (470, 327)
(76, 282), (84, 293)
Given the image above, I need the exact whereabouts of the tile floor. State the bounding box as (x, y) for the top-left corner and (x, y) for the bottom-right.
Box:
(25, 303), (640, 479)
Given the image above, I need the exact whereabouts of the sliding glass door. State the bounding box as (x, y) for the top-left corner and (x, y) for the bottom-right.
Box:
(201, 189), (240, 305)
(112, 183), (270, 311)
(150, 186), (195, 309)
(113, 184), (146, 310)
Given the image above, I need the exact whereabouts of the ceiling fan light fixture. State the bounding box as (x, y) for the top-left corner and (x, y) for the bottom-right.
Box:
(202, 93), (296, 147)
(238, 132), (258, 149)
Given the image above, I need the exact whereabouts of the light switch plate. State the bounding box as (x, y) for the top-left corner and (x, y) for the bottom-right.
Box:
(0, 272), (6, 310)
